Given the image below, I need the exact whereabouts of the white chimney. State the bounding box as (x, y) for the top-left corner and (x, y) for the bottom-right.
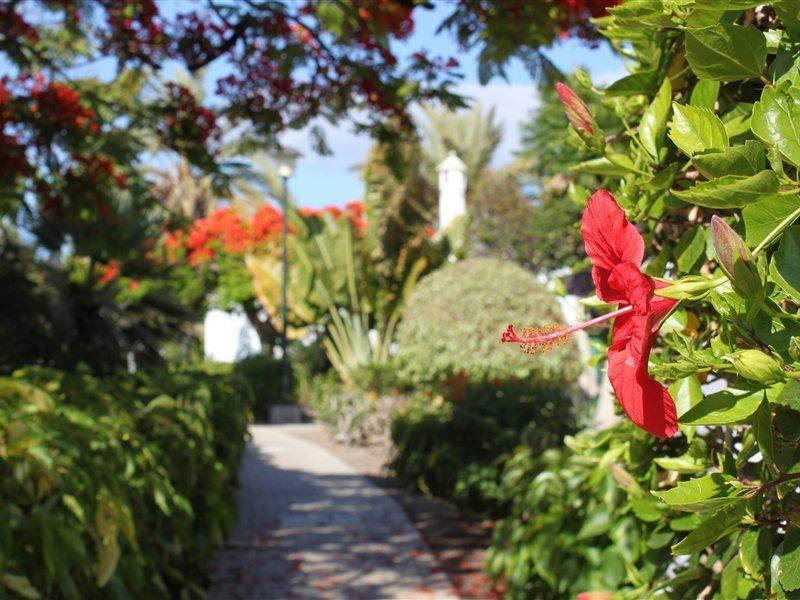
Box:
(436, 150), (467, 231)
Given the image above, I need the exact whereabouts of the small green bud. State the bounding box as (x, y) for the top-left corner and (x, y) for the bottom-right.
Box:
(711, 216), (763, 301)
(655, 275), (719, 301)
(725, 349), (785, 384)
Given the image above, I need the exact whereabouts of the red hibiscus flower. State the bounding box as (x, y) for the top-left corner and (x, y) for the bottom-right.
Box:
(502, 190), (679, 439)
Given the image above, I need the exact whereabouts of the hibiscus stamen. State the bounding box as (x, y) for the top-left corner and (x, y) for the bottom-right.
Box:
(501, 304), (635, 355)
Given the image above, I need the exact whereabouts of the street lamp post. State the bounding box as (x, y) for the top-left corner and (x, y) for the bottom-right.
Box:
(274, 147), (301, 407)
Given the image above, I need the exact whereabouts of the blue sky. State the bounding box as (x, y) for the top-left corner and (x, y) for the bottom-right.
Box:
(282, 3), (624, 207)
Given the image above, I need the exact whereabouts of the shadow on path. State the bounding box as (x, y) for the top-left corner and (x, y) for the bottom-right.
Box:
(208, 425), (457, 600)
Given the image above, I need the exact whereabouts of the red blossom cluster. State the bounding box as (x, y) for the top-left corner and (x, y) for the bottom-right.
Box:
(183, 204), (287, 265)
(171, 11), (231, 68)
(0, 3), (40, 45)
(98, 259), (121, 285)
(40, 154), (127, 218)
(29, 80), (99, 135)
(99, 0), (167, 64)
(299, 201), (366, 233)
(555, 0), (620, 38)
(158, 83), (219, 166)
(353, 0), (415, 41)
(160, 83), (218, 144)
(173, 201), (366, 266)
(0, 81), (30, 183)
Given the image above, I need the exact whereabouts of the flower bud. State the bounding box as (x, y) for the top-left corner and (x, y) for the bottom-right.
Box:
(725, 349), (785, 384)
(710, 216), (763, 301)
(555, 82), (605, 153)
(655, 276), (717, 301)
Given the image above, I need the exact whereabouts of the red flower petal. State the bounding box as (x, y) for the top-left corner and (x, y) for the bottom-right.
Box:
(608, 261), (654, 314)
(581, 190), (645, 302)
(608, 308), (678, 439)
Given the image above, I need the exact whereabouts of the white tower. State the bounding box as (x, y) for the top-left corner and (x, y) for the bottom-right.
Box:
(436, 150), (467, 231)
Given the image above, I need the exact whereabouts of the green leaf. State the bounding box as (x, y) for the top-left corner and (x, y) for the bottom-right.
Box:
(771, 227), (800, 301)
(669, 375), (703, 417)
(96, 538), (120, 588)
(606, 69), (660, 97)
(777, 0), (800, 33)
(675, 226), (707, 272)
(689, 79), (720, 109)
(652, 473), (745, 512)
(740, 528), (772, 581)
(723, 102), (755, 138)
(743, 195), (800, 247)
(776, 380), (800, 411)
(752, 86), (800, 167)
(693, 0), (775, 7)
(573, 156), (638, 175)
(671, 501), (748, 556)
(640, 79), (672, 159)
(669, 103), (729, 156)
(685, 24), (767, 81)
(753, 396), (775, 464)
(316, 3), (345, 36)
(680, 388), (763, 425)
(691, 140), (767, 179)
(673, 171), (780, 208)
(2, 574), (40, 599)
(782, 525), (800, 591)
(721, 556), (741, 600)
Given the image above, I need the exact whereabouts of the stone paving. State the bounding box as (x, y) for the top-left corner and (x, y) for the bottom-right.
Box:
(208, 424), (459, 600)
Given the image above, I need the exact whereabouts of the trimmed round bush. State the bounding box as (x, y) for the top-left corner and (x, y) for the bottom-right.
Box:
(395, 257), (581, 386)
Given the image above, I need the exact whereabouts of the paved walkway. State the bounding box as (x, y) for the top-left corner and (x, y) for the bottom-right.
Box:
(209, 424), (459, 599)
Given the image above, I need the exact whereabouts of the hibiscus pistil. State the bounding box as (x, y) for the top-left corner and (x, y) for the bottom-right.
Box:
(501, 305), (634, 353)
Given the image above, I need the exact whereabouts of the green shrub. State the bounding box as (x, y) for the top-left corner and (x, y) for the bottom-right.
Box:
(390, 380), (575, 515)
(394, 258), (581, 387)
(487, 423), (700, 599)
(0, 366), (252, 598)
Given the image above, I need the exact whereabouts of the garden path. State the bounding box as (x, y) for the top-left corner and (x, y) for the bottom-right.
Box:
(208, 424), (459, 599)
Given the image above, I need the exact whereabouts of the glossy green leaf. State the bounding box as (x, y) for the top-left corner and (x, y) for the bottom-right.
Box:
(685, 24), (767, 81)
(721, 556), (741, 600)
(752, 86), (800, 167)
(675, 226), (706, 272)
(680, 388), (763, 425)
(573, 156), (638, 175)
(640, 79), (672, 159)
(782, 525), (800, 591)
(771, 227), (800, 301)
(673, 171), (780, 208)
(671, 501), (748, 555)
(689, 79), (720, 109)
(669, 375), (703, 417)
(691, 140), (766, 179)
(652, 473), (745, 512)
(743, 195), (800, 247)
(723, 102), (755, 138)
(669, 103), (728, 156)
(606, 69), (660, 97)
(776, 380), (800, 411)
(753, 396), (775, 464)
(740, 529), (772, 581)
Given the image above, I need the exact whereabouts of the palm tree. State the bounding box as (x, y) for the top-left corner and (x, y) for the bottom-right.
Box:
(145, 68), (288, 219)
(418, 102), (504, 185)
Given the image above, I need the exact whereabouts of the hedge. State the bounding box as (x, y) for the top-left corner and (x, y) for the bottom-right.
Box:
(0, 366), (252, 598)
